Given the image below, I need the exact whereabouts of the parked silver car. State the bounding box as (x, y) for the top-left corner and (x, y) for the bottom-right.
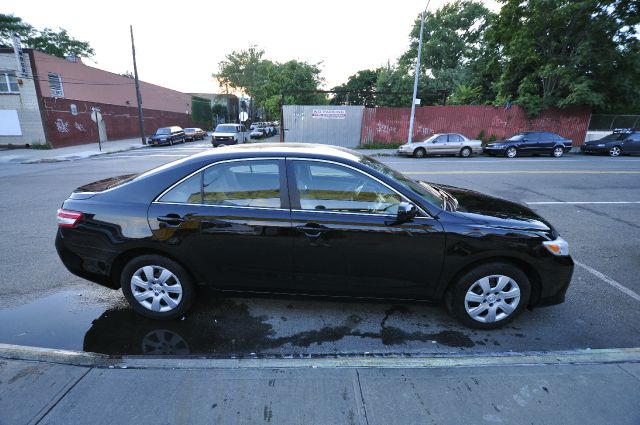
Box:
(398, 133), (482, 158)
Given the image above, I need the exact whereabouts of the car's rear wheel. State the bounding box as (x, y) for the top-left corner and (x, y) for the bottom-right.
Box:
(552, 146), (564, 157)
(414, 148), (426, 158)
(609, 146), (622, 157)
(447, 262), (530, 329)
(505, 147), (517, 158)
(460, 147), (472, 158)
(121, 255), (194, 320)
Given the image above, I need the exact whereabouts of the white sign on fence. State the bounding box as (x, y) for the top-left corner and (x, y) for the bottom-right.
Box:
(312, 109), (346, 120)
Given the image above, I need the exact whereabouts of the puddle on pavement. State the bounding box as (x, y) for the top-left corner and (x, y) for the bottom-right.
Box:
(0, 290), (478, 357)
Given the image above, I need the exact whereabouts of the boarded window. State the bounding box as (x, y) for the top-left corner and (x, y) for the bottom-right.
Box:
(48, 72), (64, 97)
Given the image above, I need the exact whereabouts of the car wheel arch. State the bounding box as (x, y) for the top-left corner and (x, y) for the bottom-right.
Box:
(441, 256), (541, 309)
(110, 247), (203, 290)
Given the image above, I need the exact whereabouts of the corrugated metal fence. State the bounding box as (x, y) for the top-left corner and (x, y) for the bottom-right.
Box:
(283, 105), (364, 147)
(361, 105), (591, 147)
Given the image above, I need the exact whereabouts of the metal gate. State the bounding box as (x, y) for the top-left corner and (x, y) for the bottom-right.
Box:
(282, 105), (364, 147)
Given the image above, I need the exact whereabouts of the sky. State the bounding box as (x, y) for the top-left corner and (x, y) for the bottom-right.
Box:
(8, 0), (499, 94)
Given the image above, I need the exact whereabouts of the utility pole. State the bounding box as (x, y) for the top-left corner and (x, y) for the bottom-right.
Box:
(407, 3), (428, 145)
(130, 25), (146, 145)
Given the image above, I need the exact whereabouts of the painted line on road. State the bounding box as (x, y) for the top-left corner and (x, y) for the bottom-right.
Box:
(575, 260), (640, 303)
(403, 170), (640, 175)
(527, 201), (640, 205)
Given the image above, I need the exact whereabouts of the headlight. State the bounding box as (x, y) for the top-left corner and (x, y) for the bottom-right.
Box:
(543, 237), (569, 256)
(597, 144), (605, 147)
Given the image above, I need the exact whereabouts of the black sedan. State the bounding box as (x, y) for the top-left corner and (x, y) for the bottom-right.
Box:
(148, 126), (186, 146)
(483, 131), (572, 158)
(55, 144), (573, 329)
(580, 129), (640, 157)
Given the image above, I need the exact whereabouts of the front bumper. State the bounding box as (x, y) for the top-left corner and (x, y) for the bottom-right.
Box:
(483, 146), (506, 155)
(535, 255), (574, 307)
(580, 144), (608, 153)
(397, 147), (414, 156)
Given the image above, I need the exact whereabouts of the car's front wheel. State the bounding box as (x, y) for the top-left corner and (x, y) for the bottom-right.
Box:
(505, 147), (517, 158)
(413, 148), (426, 158)
(121, 255), (194, 320)
(447, 262), (530, 329)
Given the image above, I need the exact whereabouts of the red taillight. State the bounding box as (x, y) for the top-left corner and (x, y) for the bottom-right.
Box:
(57, 209), (83, 228)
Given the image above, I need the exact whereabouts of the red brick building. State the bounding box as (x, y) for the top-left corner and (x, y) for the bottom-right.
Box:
(0, 48), (204, 148)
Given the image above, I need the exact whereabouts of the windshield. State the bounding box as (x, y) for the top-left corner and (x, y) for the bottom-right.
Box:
(507, 134), (524, 141)
(601, 133), (627, 141)
(155, 128), (170, 135)
(215, 125), (237, 133)
(359, 156), (444, 209)
(418, 134), (439, 144)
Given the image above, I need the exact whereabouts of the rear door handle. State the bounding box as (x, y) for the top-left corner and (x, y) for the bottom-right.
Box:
(157, 214), (186, 226)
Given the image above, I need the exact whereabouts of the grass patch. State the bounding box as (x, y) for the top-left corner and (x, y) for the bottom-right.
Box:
(356, 142), (403, 150)
(30, 143), (53, 150)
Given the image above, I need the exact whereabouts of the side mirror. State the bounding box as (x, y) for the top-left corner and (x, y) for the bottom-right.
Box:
(394, 202), (418, 224)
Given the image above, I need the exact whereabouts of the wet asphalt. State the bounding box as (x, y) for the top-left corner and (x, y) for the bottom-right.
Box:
(0, 142), (639, 356)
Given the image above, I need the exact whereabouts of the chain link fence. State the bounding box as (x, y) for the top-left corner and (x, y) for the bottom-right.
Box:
(589, 114), (640, 131)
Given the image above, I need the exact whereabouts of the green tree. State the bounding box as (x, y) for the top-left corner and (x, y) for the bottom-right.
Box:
(215, 46), (326, 119)
(330, 69), (380, 106)
(1, 14), (95, 58)
(0, 14), (32, 46)
(487, 0), (640, 115)
(400, 1), (495, 101)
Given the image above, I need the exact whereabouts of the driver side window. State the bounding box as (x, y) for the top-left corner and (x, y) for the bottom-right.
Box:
(292, 161), (402, 214)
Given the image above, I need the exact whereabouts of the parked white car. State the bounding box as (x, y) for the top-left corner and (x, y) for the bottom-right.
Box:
(398, 133), (482, 158)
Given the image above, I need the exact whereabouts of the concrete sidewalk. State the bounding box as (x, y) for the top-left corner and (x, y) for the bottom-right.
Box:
(1, 344), (639, 425)
(0, 138), (147, 164)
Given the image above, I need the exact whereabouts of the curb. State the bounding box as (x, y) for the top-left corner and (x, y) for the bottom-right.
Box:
(1, 343), (639, 370)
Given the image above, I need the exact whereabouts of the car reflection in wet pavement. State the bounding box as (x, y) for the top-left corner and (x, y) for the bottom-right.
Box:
(0, 289), (480, 357)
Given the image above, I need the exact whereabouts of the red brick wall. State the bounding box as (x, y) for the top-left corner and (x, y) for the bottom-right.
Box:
(361, 105), (591, 146)
(41, 97), (202, 148)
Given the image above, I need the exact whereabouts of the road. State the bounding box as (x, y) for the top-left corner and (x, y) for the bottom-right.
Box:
(0, 142), (639, 357)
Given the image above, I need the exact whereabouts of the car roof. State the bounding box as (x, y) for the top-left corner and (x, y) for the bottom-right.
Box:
(186, 143), (364, 163)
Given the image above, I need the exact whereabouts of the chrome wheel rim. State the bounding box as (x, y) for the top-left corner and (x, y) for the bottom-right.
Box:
(461, 148), (471, 157)
(506, 148), (517, 158)
(415, 149), (425, 158)
(610, 147), (621, 156)
(131, 265), (183, 313)
(464, 275), (521, 323)
(553, 147), (563, 157)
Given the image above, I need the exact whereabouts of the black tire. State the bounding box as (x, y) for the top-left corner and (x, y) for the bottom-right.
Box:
(121, 255), (194, 320)
(168, 139), (173, 146)
(447, 262), (531, 330)
(505, 147), (517, 158)
(460, 147), (472, 158)
(414, 148), (426, 158)
(552, 146), (564, 157)
(609, 146), (622, 157)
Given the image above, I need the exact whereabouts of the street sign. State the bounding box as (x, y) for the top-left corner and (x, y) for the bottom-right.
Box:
(239, 111), (248, 121)
(415, 98), (421, 105)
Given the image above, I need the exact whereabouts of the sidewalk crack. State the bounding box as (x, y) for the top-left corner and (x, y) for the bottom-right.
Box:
(355, 369), (370, 425)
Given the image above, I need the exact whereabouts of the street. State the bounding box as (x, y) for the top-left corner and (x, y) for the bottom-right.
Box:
(1, 145), (639, 357)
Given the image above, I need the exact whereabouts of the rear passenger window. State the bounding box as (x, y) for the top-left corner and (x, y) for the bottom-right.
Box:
(202, 160), (281, 208)
(159, 173), (202, 204)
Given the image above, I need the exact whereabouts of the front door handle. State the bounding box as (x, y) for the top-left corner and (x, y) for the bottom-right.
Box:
(157, 214), (186, 226)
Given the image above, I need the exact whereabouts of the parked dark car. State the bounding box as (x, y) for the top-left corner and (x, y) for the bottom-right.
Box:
(483, 132), (572, 158)
(148, 126), (186, 146)
(55, 144), (573, 329)
(184, 128), (206, 141)
(580, 129), (640, 157)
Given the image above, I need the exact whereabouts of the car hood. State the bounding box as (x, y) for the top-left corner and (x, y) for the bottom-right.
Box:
(430, 183), (553, 232)
(486, 139), (510, 147)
